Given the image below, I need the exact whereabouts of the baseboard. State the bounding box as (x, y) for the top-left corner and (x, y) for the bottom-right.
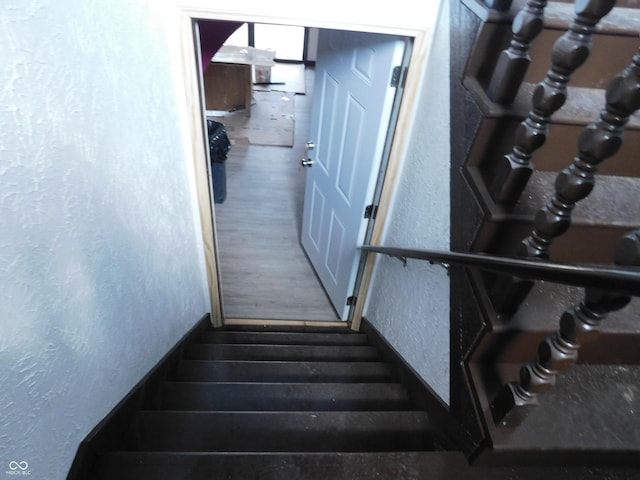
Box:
(359, 317), (467, 451)
(65, 313), (211, 480)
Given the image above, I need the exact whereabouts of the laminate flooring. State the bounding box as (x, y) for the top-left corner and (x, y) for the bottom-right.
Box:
(214, 67), (339, 322)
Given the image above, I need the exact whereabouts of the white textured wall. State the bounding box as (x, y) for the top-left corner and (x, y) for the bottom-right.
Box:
(0, 1), (208, 478)
(365, 0), (451, 404)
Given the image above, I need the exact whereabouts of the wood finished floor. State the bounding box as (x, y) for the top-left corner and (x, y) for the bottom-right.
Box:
(214, 68), (339, 322)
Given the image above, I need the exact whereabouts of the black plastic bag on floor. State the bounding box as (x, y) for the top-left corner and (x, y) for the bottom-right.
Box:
(207, 120), (231, 204)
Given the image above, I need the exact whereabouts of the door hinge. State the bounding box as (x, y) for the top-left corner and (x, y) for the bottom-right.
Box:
(364, 204), (378, 219)
(390, 66), (407, 88)
(346, 296), (357, 306)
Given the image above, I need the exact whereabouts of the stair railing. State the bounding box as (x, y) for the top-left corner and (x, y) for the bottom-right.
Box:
(486, 0), (549, 105)
(490, 228), (640, 426)
(361, 245), (640, 296)
(489, 0), (618, 206)
(491, 47), (640, 313)
(362, 235), (640, 424)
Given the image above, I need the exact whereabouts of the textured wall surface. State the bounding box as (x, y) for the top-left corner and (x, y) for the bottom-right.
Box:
(365, 0), (451, 405)
(0, 1), (208, 478)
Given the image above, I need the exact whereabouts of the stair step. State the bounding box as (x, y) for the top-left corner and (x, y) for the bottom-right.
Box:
(468, 169), (640, 263)
(133, 411), (432, 452)
(543, 1), (640, 36)
(158, 382), (410, 411)
(92, 450), (640, 480)
(198, 331), (369, 346)
(174, 360), (395, 383)
(92, 451), (439, 480)
(468, 0), (640, 31)
(470, 363), (640, 466)
(93, 450), (640, 480)
(472, 282), (640, 365)
(185, 344), (379, 362)
(467, 2), (640, 90)
(513, 173), (640, 226)
(466, 115), (640, 183)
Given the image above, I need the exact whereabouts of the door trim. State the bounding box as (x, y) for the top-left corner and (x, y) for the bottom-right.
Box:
(173, 2), (440, 328)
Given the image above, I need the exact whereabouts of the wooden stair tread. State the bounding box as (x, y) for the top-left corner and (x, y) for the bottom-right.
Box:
(465, 78), (640, 129)
(470, 276), (640, 365)
(158, 382), (410, 411)
(514, 84), (640, 130)
(185, 343), (380, 362)
(468, 168), (640, 227)
(508, 283), (640, 334)
(469, 0), (640, 37)
(174, 360), (394, 383)
(469, 363), (640, 466)
(513, 172), (640, 227)
(197, 330), (369, 346)
(133, 410), (433, 452)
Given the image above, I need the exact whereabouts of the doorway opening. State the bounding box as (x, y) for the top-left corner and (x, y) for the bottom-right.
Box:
(196, 20), (413, 325)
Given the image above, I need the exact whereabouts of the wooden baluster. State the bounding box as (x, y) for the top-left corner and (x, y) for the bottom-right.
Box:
(520, 48), (640, 259)
(492, 46), (640, 314)
(490, 0), (618, 206)
(484, 0), (514, 10)
(490, 231), (638, 427)
(487, 1), (548, 105)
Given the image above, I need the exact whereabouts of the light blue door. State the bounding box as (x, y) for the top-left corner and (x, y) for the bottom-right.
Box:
(300, 29), (406, 320)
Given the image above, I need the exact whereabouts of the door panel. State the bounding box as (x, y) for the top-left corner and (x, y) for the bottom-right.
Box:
(301, 29), (406, 320)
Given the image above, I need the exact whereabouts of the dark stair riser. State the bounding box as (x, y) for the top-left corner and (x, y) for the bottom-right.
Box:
(173, 360), (395, 383)
(185, 344), (380, 362)
(157, 382), (411, 411)
(467, 117), (640, 179)
(198, 331), (370, 346)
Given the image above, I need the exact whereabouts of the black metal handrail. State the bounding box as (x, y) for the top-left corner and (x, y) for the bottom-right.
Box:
(361, 246), (640, 296)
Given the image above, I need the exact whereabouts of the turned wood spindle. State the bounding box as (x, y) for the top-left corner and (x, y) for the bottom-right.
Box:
(491, 230), (639, 426)
(487, 0), (548, 105)
(490, 0), (618, 206)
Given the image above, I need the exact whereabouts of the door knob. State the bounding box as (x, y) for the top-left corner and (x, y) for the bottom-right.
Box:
(300, 158), (314, 167)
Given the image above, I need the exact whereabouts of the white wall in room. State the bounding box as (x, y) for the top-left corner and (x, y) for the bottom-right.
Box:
(364, 0), (451, 405)
(0, 1), (209, 478)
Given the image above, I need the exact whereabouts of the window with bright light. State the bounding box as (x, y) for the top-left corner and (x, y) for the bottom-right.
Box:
(254, 24), (304, 61)
(224, 23), (249, 47)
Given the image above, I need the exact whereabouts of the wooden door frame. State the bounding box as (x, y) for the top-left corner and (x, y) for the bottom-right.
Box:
(173, 2), (440, 328)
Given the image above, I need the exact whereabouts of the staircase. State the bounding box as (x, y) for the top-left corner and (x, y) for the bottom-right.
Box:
(86, 324), (437, 479)
(71, 320), (640, 478)
(450, 0), (640, 465)
(461, 0), (640, 262)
